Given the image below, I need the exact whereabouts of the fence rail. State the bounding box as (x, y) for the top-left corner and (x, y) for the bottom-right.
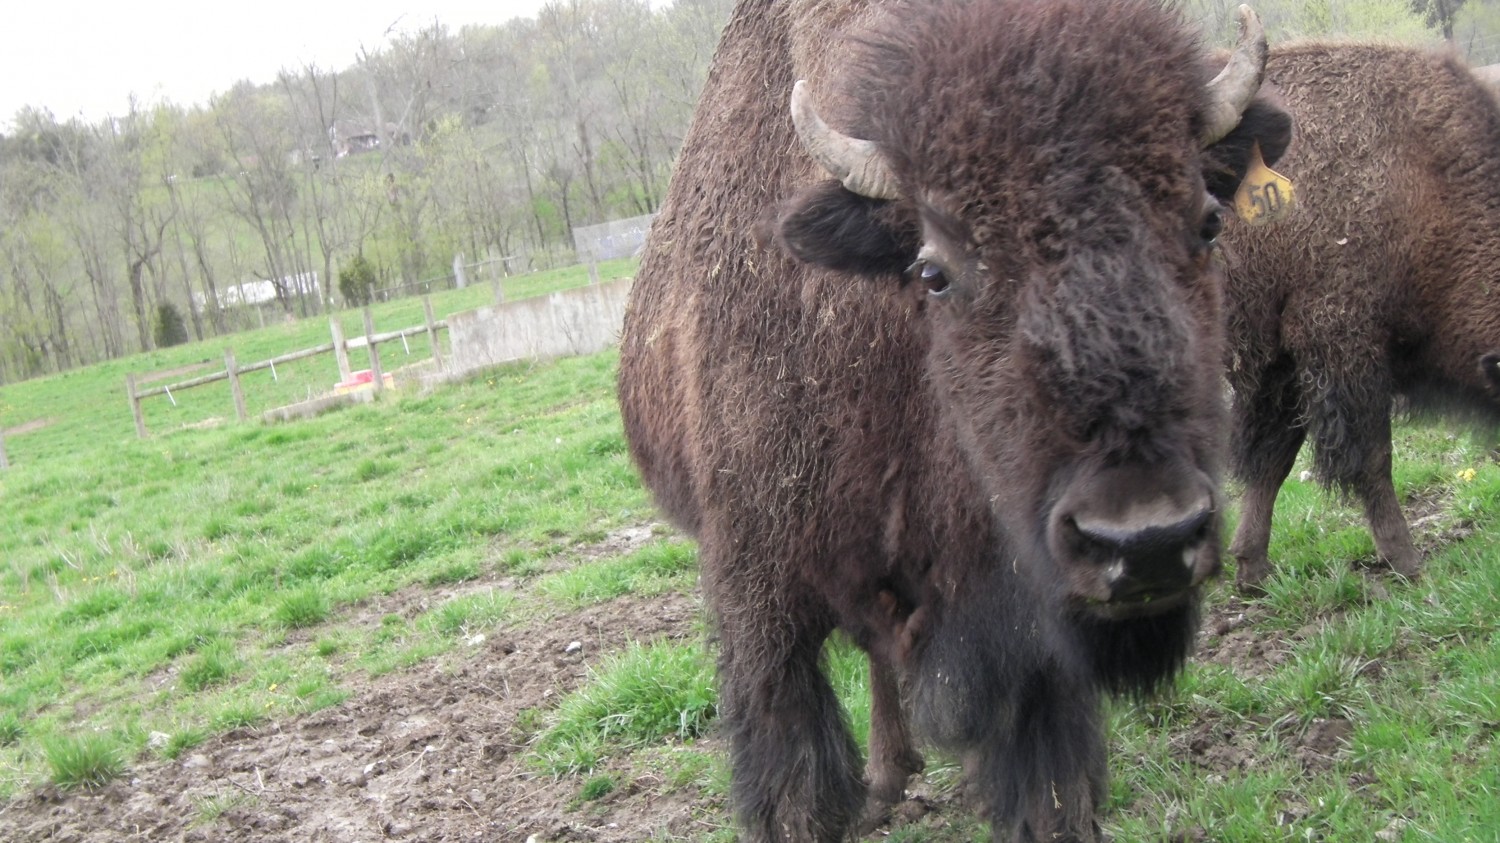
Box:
(125, 299), (446, 438)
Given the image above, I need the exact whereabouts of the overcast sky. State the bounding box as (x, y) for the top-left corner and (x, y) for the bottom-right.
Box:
(0, 0), (555, 130)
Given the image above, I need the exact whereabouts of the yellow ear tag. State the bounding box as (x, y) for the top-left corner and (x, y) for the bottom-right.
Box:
(1233, 142), (1296, 226)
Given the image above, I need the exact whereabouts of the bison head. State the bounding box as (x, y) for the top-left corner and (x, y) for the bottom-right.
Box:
(777, 3), (1292, 622)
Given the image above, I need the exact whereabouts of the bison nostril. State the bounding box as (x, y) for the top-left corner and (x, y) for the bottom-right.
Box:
(1105, 559), (1126, 584)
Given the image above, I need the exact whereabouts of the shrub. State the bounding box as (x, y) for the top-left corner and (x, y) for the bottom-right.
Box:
(338, 254), (378, 307)
(153, 301), (190, 348)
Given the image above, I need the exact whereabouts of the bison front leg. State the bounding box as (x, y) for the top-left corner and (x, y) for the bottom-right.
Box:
(860, 650), (923, 832)
(715, 607), (865, 841)
(968, 674), (1106, 843)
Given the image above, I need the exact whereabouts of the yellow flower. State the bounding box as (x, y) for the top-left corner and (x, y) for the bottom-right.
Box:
(268, 683), (279, 693)
(1458, 468), (1477, 483)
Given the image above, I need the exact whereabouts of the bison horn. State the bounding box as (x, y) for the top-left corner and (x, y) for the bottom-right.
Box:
(790, 79), (903, 200)
(1201, 5), (1269, 146)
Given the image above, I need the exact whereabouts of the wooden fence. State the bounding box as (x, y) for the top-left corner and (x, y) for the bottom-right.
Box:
(126, 300), (445, 439)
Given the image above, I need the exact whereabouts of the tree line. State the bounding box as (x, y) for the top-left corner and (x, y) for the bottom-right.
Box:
(0, 0), (734, 383)
(0, 0), (1492, 385)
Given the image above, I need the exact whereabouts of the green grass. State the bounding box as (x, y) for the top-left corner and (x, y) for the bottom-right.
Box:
(531, 640), (718, 777)
(535, 539), (697, 606)
(577, 773), (618, 803)
(180, 641), (240, 692)
(0, 713), (22, 746)
(420, 590), (515, 637)
(273, 586), (330, 629)
(43, 734), (125, 789)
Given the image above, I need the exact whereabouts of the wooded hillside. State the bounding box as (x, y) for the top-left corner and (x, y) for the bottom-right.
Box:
(2, 0), (1494, 385)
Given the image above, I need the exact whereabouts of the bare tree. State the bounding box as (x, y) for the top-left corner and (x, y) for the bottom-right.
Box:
(89, 101), (182, 351)
(538, 0), (613, 227)
(279, 63), (363, 310)
(161, 109), (228, 336)
(0, 113), (85, 376)
(211, 85), (309, 314)
(0, 0), (739, 379)
(1414, 0), (1467, 39)
(38, 120), (128, 359)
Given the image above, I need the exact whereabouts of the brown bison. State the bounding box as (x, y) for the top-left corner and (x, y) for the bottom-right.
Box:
(618, 1), (1289, 840)
(1222, 42), (1500, 591)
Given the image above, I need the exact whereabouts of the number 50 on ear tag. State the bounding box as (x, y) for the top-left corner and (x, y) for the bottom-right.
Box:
(1233, 142), (1296, 226)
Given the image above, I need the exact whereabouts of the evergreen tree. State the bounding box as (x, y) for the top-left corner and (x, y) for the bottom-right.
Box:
(338, 254), (378, 307)
(153, 302), (189, 348)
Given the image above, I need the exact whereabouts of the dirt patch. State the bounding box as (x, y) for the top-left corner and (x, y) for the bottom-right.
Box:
(0, 585), (714, 843)
(2, 418), (55, 437)
(0, 553), (1300, 843)
(1404, 486), (1477, 557)
(1199, 596), (1289, 680)
(137, 361), (217, 387)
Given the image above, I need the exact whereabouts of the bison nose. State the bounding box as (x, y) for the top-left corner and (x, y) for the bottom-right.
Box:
(1050, 465), (1221, 608)
(1068, 507), (1212, 599)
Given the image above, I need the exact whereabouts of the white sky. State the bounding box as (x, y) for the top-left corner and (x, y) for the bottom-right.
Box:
(0, 0), (555, 129)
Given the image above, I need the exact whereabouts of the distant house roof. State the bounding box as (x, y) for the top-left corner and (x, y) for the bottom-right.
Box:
(329, 121), (411, 158)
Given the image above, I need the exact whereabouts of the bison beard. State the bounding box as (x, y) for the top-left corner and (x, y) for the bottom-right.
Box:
(1221, 43), (1500, 591)
(617, 1), (1290, 841)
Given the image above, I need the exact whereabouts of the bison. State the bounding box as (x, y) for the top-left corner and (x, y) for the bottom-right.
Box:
(618, 1), (1290, 840)
(1222, 42), (1500, 591)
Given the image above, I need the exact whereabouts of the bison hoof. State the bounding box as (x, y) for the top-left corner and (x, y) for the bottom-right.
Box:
(1384, 554), (1423, 581)
(1232, 556), (1272, 595)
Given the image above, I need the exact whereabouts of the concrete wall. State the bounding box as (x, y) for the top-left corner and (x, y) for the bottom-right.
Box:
(446, 277), (633, 375)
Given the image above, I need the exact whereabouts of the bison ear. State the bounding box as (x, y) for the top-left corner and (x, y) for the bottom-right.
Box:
(1201, 97), (1293, 204)
(775, 180), (919, 277)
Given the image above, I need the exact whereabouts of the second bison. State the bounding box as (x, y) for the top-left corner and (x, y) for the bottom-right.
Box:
(1224, 42), (1500, 590)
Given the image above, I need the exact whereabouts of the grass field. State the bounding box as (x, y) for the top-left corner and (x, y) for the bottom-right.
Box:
(0, 256), (637, 465)
(2, 264), (1499, 839)
(0, 258), (643, 788)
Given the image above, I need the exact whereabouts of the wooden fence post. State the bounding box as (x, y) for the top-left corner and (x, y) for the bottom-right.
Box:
(225, 348), (247, 422)
(362, 305), (385, 393)
(330, 317), (352, 383)
(493, 275), (505, 305)
(423, 295), (444, 372)
(0, 425), (9, 469)
(126, 373), (148, 438)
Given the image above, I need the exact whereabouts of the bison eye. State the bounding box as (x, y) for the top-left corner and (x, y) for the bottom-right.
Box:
(1199, 206), (1224, 245)
(909, 259), (951, 297)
